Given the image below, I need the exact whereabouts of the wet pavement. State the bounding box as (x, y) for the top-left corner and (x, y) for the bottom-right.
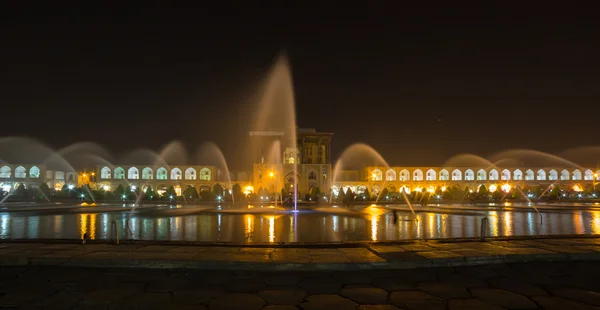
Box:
(2, 260), (600, 309)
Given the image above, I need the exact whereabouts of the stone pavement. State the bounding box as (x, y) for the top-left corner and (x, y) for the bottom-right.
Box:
(3, 261), (600, 309)
(2, 237), (600, 270)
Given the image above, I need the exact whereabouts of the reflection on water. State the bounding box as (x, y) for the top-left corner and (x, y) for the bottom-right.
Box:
(2, 206), (600, 243)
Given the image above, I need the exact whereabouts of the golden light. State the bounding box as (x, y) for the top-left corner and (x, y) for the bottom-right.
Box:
(82, 173), (87, 177)
(573, 184), (583, 192)
(426, 186), (435, 193)
(441, 186), (447, 192)
(269, 171), (275, 178)
(595, 174), (598, 178)
(91, 172), (95, 176)
(103, 185), (110, 191)
(414, 187), (422, 192)
(243, 185), (254, 195)
(371, 172), (377, 180)
(501, 184), (511, 193)
(489, 184), (498, 192)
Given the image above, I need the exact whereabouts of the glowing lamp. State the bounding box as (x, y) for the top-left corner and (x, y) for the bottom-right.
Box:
(489, 184), (498, 193)
(573, 184), (583, 192)
(501, 184), (511, 193)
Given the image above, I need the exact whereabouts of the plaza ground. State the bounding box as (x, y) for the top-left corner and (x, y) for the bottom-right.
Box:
(2, 238), (600, 309)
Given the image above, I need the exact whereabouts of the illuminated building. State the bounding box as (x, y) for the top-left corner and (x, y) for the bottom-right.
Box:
(0, 164), (76, 192)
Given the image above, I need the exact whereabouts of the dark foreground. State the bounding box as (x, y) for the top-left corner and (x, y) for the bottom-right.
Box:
(2, 261), (600, 309)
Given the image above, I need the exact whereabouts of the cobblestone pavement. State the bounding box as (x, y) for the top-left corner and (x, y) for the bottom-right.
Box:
(3, 261), (600, 309)
(2, 237), (600, 270)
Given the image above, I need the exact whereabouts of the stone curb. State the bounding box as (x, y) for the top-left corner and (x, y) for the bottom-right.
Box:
(3, 252), (600, 271)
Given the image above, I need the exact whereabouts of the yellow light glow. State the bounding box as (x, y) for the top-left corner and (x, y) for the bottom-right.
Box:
(82, 173), (87, 177)
(91, 172), (95, 176)
(489, 184), (498, 192)
(501, 184), (511, 193)
(371, 172), (377, 180)
(426, 186), (435, 193)
(268, 216), (275, 243)
(371, 214), (378, 241)
(441, 186), (447, 192)
(414, 187), (422, 192)
(269, 171), (275, 178)
(103, 185), (110, 191)
(573, 184), (583, 192)
(243, 185), (254, 195)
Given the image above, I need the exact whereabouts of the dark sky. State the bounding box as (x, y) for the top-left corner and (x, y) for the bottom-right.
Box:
(1, 4), (599, 169)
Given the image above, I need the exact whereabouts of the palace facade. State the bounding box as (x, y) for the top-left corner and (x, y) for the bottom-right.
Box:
(0, 164), (77, 192)
(333, 167), (600, 196)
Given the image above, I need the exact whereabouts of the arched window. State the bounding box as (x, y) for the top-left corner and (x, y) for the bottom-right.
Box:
(399, 169), (410, 181)
(185, 168), (196, 180)
(426, 169), (436, 181)
(439, 169), (449, 181)
(413, 169), (423, 181)
(452, 169), (462, 181)
(489, 169), (499, 181)
(156, 167), (168, 180)
(537, 169), (546, 181)
(0, 166), (11, 178)
(371, 169), (382, 181)
(29, 166), (40, 178)
(308, 171), (317, 180)
(199, 168), (211, 180)
(477, 169), (487, 181)
(501, 169), (511, 181)
(100, 167), (111, 179)
(560, 169), (570, 181)
(114, 167), (125, 179)
(127, 167), (139, 180)
(549, 170), (558, 181)
(15, 166), (26, 178)
(385, 169), (396, 181)
(171, 168), (182, 180)
(513, 169), (523, 181)
(142, 167), (153, 180)
(573, 170), (582, 181)
(584, 169), (594, 181)
(525, 169), (534, 180)
(465, 169), (474, 181)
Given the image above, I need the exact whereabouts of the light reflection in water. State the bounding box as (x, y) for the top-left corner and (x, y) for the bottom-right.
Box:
(332, 215), (339, 233)
(370, 214), (377, 241)
(268, 216), (275, 243)
(4, 206), (600, 242)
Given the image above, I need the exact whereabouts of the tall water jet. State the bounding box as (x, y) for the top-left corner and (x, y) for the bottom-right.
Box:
(488, 149), (584, 170)
(194, 141), (234, 204)
(252, 53), (299, 211)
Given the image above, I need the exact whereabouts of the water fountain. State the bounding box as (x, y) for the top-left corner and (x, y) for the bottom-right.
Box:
(194, 141), (234, 204)
(252, 53), (299, 211)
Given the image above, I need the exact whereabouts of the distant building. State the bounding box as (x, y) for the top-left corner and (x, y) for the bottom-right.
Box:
(0, 164), (76, 192)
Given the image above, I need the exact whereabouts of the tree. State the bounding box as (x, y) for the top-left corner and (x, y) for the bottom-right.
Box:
(363, 188), (371, 201)
(38, 183), (52, 199)
(477, 185), (488, 200)
(212, 183), (224, 200)
(144, 186), (156, 201)
(14, 184), (27, 200)
(310, 186), (321, 202)
(380, 188), (389, 201)
(164, 186), (177, 199)
(231, 183), (243, 202)
(549, 185), (561, 200)
(114, 184), (125, 197)
(183, 185), (199, 200)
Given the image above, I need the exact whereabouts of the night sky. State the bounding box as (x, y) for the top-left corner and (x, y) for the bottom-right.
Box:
(1, 4), (599, 169)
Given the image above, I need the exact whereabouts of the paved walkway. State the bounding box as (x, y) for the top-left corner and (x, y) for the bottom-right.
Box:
(2, 260), (600, 309)
(2, 237), (600, 270)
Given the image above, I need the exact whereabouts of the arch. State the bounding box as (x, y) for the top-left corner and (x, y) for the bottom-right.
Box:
(127, 167), (139, 179)
(0, 166), (11, 178)
(199, 167), (211, 181)
(185, 168), (196, 180)
(525, 169), (534, 180)
(537, 169), (547, 180)
(171, 168), (182, 180)
(371, 169), (383, 181)
(501, 169), (511, 181)
(308, 170), (317, 180)
(156, 167), (168, 180)
(560, 169), (570, 181)
(399, 169), (410, 181)
(114, 167), (125, 179)
(426, 169), (436, 181)
(513, 169), (523, 181)
(142, 167), (153, 180)
(29, 166), (40, 178)
(413, 169), (423, 181)
(584, 169), (594, 181)
(549, 169), (558, 181)
(489, 169), (499, 181)
(465, 169), (474, 181)
(174, 185), (182, 196)
(100, 166), (111, 179)
(439, 169), (449, 181)
(451, 169), (462, 181)
(477, 169), (486, 181)
(15, 166), (26, 178)
(573, 169), (582, 181)
(385, 169), (396, 181)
